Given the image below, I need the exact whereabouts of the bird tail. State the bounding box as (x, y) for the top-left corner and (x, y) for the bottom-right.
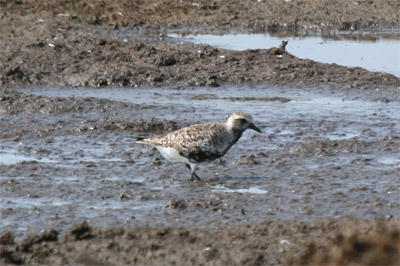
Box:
(136, 137), (147, 144)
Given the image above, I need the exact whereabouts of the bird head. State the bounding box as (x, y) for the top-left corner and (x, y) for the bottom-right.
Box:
(226, 112), (262, 133)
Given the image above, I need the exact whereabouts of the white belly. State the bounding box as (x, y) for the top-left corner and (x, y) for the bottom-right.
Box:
(155, 146), (191, 164)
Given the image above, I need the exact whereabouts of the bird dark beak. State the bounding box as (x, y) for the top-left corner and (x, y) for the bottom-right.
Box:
(249, 123), (262, 133)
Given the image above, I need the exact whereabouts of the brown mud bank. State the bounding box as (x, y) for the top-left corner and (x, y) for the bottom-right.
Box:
(1, 0), (400, 88)
(1, 219), (399, 265)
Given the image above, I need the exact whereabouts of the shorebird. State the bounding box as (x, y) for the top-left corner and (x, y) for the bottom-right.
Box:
(137, 112), (262, 181)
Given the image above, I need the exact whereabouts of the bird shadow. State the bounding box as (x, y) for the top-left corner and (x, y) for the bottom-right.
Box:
(179, 175), (268, 185)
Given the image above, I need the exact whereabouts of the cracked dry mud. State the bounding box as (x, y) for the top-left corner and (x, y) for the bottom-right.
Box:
(1, 1), (400, 265)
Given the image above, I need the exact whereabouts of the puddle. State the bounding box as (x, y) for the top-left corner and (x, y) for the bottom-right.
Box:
(23, 85), (400, 125)
(378, 157), (400, 166)
(276, 129), (295, 136)
(0, 151), (58, 165)
(169, 33), (400, 77)
(326, 132), (359, 140)
(88, 199), (162, 212)
(212, 184), (268, 194)
(5, 197), (72, 208)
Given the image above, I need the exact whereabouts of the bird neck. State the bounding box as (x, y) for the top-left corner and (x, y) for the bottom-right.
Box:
(225, 121), (244, 136)
(231, 129), (243, 140)
(222, 129), (242, 155)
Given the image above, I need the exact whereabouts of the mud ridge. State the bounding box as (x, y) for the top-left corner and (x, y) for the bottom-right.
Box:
(1, 219), (399, 265)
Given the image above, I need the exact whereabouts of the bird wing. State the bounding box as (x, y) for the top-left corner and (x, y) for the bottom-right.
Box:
(140, 122), (218, 145)
(175, 123), (232, 162)
(138, 122), (238, 163)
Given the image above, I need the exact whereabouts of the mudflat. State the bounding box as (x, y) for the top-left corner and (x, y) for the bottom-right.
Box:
(1, 1), (399, 265)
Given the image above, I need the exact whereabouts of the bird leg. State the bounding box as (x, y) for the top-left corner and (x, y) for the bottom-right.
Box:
(191, 172), (201, 181)
(186, 164), (201, 181)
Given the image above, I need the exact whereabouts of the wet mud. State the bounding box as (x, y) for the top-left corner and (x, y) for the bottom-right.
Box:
(1, 1), (400, 265)
(1, 219), (399, 265)
(1, 1), (400, 88)
(1, 85), (399, 265)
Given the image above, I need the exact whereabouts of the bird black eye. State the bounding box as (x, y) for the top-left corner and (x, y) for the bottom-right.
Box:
(238, 118), (247, 124)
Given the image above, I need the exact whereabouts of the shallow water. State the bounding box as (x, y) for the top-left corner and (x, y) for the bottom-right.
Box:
(169, 33), (400, 77)
(0, 151), (58, 165)
(212, 184), (268, 195)
(1, 84), (399, 238)
(22, 85), (400, 139)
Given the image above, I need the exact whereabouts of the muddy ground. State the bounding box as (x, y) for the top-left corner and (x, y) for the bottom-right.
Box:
(1, 0), (400, 88)
(1, 0), (400, 265)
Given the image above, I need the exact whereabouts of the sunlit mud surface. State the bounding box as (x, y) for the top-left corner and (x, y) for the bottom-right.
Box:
(1, 84), (399, 239)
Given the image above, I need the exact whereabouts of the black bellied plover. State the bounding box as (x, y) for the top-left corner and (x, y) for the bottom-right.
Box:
(137, 112), (262, 181)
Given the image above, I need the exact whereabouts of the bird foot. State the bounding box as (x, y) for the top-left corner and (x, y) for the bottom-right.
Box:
(190, 173), (201, 182)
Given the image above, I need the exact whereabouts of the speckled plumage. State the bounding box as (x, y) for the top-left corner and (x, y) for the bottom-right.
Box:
(137, 112), (262, 181)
